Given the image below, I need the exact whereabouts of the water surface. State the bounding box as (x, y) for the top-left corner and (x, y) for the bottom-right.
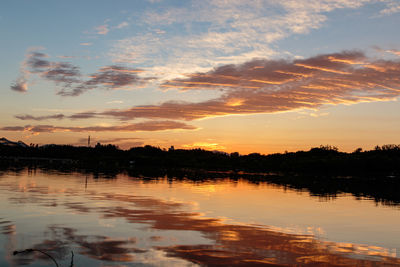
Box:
(0, 168), (399, 266)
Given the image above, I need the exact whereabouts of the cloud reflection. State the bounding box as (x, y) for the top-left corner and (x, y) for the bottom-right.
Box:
(0, 220), (15, 235)
(2, 173), (400, 266)
(46, 226), (145, 262)
(10, 226), (143, 265)
(87, 193), (400, 266)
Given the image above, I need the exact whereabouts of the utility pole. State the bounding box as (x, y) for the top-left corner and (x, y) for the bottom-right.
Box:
(88, 135), (91, 147)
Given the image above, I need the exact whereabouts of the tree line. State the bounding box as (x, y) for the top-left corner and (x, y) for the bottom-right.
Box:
(1, 142), (400, 174)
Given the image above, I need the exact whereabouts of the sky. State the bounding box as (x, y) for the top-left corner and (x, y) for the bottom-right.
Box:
(1, 0), (400, 154)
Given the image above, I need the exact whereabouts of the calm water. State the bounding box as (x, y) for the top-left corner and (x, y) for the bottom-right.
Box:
(0, 168), (399, 266)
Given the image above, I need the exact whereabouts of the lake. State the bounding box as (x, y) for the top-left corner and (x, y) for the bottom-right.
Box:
(0, 168), (399, 266)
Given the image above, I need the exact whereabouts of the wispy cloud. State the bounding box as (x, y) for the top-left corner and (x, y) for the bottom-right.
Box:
(92, 20), (128, 36)
(57, 55), (76, 59)
(0, 121), (197, 134)
(19, 51), (82, 91)
(58, 65), (151, 96)
(43, 62), (81, 84)
(115, 21), (129, 29)
(95, 24), (109, 35)
(65, 50), (400, 121)
(15, 114), (65, 121)
(11, 50), (151, 96)
(385, 49), (400, 57)
(107, 100), (124, 104)
(80, 42), (93, 46)
(10, 50), (32, 93)
(110, 0), (381, 81)
(69, 112), (98, 120)
(379, 0), (400, 16)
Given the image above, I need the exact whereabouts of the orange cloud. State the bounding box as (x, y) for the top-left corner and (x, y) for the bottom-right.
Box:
(94, 51), (399, 121)
(386, 49), (400, 56)
(294, 63), (352, 75)
(19, 50), (400, 123)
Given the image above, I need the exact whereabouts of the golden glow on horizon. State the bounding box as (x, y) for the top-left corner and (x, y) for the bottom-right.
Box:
(182, 142), (226, 150)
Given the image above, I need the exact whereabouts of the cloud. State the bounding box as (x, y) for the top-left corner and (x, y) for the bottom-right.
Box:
(86, 66), (145, 88)
(379, 0), (400, 16)
(42, 62), (81, 84)
(26, 51), (51, 70)
(20, 51), (82, 90)
(15, 114), (65, 121)
(69, 111), (98, 119)
(11, 50), (150, 96)
(80, 42), (93, 46)
(115, 21), (129, 29)
(0, 121), (197, 134)
(58, 65), (150, 96)
(107, 100), (124, 104)
(10, 51), (32, 93)
(57, 55), (76, 59)
(93, 20), (128, 36)
(0, 126), (25, 131)
(385, 49), (400, 57)
(68, 50), (400, 121)
(95, 24), (109, 35)
(110, 0), (377, 80)
(10, 78), (28, 92)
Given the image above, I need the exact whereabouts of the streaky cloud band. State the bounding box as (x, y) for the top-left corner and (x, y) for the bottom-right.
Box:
(0, 121), (197, 134)
(72, 50), (400, 121)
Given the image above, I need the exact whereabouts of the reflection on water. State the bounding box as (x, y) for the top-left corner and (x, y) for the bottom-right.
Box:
(0, 168), (399, 266)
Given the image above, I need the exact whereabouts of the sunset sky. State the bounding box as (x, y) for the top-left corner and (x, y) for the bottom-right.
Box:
(1, 0), (400, 154)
